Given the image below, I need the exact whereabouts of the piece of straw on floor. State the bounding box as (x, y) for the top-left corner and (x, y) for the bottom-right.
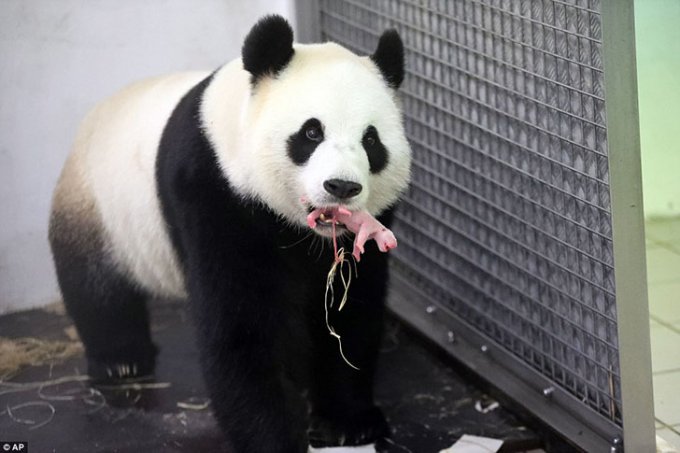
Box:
(0, 336), (83, 379)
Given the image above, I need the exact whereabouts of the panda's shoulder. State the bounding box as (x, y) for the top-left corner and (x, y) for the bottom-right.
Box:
(156, 72), (218, 172)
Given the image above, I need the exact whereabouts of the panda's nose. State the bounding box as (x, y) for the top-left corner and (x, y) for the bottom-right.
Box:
(323, 179), (363, 199)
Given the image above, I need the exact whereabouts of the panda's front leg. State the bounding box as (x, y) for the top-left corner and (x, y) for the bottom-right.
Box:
(185, 245), (309, 453)
(308, 242), (391, 451)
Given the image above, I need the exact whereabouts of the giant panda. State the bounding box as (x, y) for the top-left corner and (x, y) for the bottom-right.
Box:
(49, 15), (411, 453)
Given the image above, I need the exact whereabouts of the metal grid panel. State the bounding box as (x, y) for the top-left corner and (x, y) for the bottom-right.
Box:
(318, 0), (621, 425)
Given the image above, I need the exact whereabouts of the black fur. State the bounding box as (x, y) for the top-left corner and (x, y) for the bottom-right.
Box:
(49, 213), (157, 382)
(154, 76), (392, 452)
(287, 117), (324, 165)
(371, 29), (405, 89)
(362, 125), (389, 174)
(242, 15), (295, 84)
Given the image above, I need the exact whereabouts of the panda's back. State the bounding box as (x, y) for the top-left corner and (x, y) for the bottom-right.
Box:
(57, 71), (210, 299)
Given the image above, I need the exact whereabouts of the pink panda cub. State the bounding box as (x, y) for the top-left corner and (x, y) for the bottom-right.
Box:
(306, 206), (397, 261)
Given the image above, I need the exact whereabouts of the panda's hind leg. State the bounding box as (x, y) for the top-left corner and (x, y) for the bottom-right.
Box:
(49, 173), (157, 382)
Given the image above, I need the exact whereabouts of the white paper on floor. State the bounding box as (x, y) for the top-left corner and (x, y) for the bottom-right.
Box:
(657, 435), (679, 453)
(474, 399), (500, 414)
(439, 434), (504, 453)
(309, 444), (376, 453)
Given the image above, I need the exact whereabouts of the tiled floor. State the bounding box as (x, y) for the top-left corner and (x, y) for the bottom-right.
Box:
(646, 218), (680, 449)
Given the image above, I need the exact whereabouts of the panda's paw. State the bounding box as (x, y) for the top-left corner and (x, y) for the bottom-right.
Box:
(309, 444), (376, 453)
(88, 360), (153, 382)
(308, 406), (389, 451)
(86, 345), (157, 384)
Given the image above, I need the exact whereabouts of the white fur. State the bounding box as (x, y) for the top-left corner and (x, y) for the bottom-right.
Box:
(202, 42), (411, 231)
(309, 444), (377, 453)
(79, 72), (209, 298)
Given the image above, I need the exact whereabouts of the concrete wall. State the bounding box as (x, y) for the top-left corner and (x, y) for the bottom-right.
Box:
(635, 0), (680, 219)
(0, 0), (295, 313)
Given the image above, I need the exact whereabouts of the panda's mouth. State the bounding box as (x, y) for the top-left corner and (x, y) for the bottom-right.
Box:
(306, 206), (347, 232)
(317, 210), (339, 227)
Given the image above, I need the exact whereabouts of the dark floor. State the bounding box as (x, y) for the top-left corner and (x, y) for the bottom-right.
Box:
(0, 302), (544, 453)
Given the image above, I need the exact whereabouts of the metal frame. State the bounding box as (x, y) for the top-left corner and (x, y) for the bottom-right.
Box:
(388, 272), (621, 451)
(601, 0), (655, 450)
(296, 0), (655, 450)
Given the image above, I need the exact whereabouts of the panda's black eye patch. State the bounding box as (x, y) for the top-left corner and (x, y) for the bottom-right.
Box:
(362, 125), (388, 173)
(287, 118), (324, 165)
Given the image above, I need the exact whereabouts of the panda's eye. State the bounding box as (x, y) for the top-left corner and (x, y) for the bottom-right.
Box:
(305, 125), (323, 142)
(365, 136), (376, 147)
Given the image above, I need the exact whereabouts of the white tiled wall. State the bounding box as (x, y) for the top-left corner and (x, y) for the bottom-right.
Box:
(646, 218), (680, 449)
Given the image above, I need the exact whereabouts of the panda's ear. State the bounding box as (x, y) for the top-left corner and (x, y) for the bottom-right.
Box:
(371, 29), (405, 89)
(242, 15), (295, 84)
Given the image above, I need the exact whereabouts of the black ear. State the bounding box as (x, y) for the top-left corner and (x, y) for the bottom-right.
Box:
(242, 15), (294, 83)
(370, 29), (404, 89)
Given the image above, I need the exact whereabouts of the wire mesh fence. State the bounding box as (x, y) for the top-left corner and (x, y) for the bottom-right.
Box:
(318, 0), (621, 425)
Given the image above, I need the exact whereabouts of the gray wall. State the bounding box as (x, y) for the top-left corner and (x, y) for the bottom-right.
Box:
(0, 0), (295, 313)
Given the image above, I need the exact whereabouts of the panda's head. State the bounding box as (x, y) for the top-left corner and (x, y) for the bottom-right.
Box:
(219, 15), (410, 236)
